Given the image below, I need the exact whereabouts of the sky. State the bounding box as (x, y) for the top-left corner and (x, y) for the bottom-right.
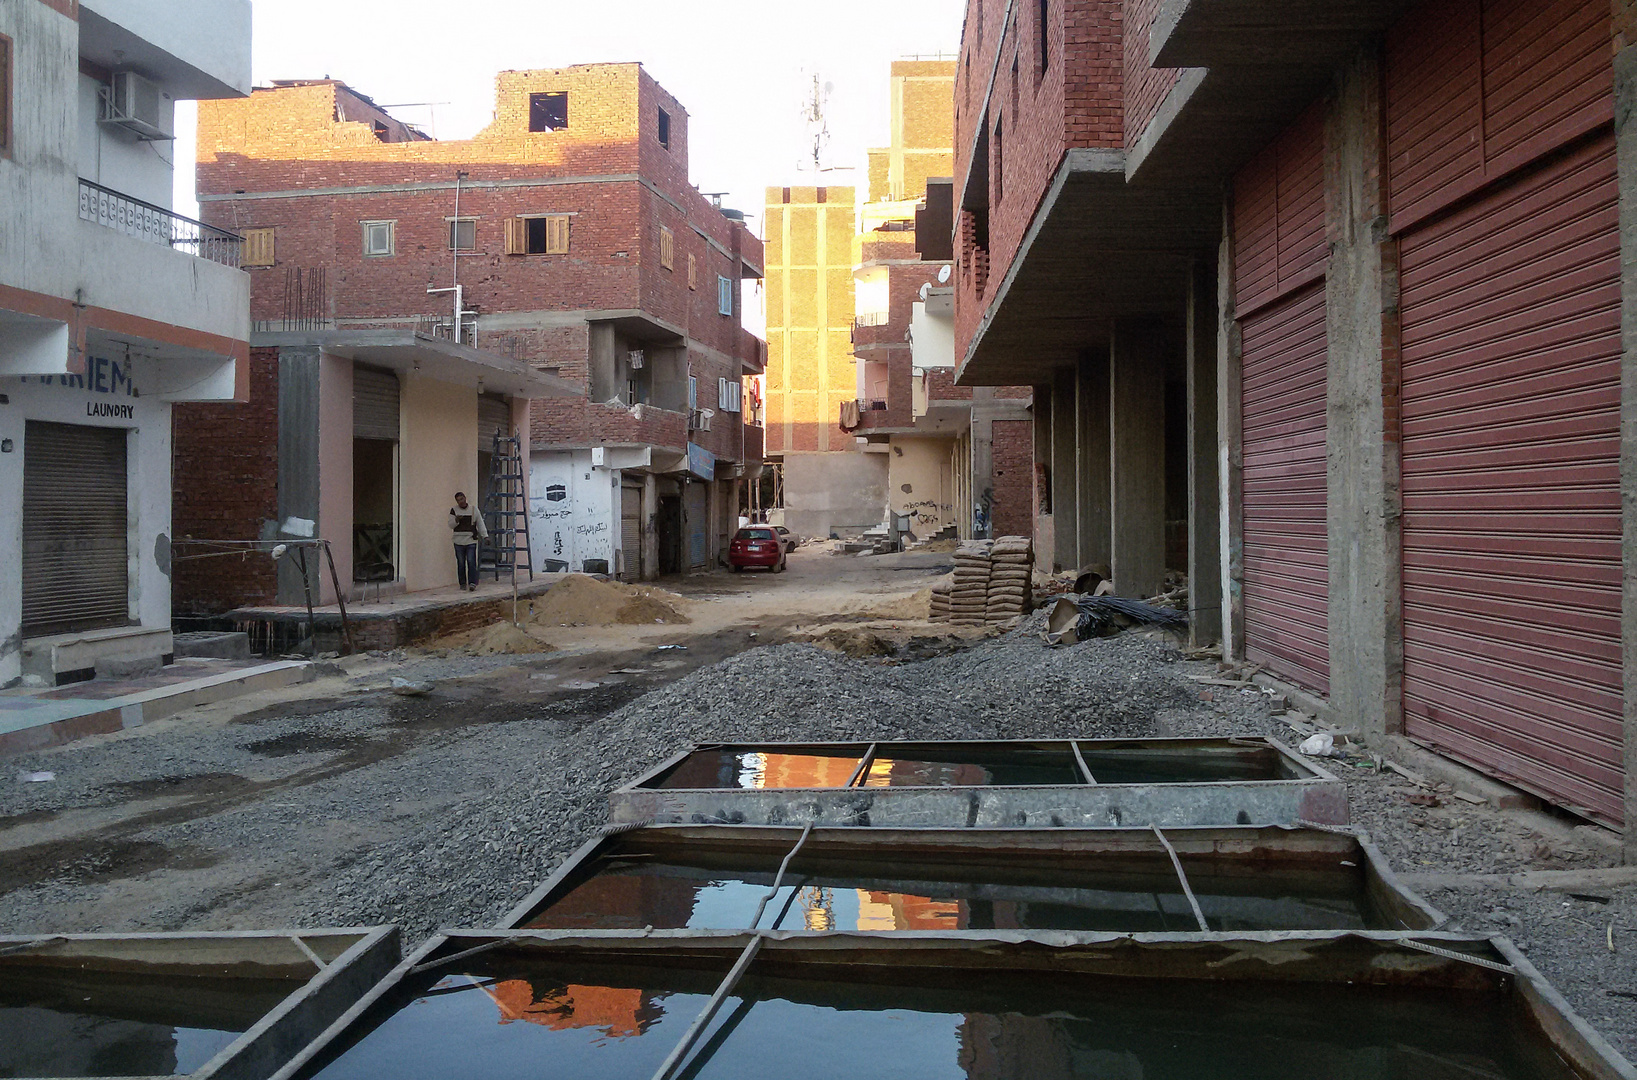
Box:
(175, 0), (966, 236)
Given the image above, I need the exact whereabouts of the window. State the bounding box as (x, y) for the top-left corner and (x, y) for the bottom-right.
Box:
(688, 374), (698, 410)
(718, 377), (742, 413)
(657, 107), (671, 149)
(0, 34), (10, 158)
(687, 254), (697, 290)
(505, 214), (569, 255)
(242, 227), (276, 268)
(1038, 0), (1050, 73)
(362, 220), (394, 257)
(660, 226), (675, 270)
(717, 275), (733, 316)
(448, 217), (477, 252)
(1011, 55), (1019, 120)
(372, 120), (389, 141)
(529, 92), (568, 132)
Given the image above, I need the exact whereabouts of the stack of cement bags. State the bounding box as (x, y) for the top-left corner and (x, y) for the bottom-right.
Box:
(930, 537), (1036, 625)
(946, 539), (994, 624)
(986, 536), (1034, 621)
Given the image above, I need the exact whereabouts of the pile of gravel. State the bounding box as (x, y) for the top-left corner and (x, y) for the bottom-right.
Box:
(293, 631), (1195, 941)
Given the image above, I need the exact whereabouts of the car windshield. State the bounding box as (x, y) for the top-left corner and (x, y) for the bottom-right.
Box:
(739, 529), (775, 540)
(773, 526), (789, 534)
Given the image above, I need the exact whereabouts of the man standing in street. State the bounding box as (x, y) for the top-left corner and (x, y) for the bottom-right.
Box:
(449, 492), (488, 591)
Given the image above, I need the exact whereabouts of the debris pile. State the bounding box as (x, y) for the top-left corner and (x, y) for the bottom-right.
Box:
(931, 537), (1035, 624)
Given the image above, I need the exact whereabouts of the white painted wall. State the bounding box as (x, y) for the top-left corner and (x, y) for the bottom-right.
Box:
(0, 359), (174, 685)
(0, 1), (247, 377)
(910, 299), (955, 369)
(78, 72), (176, 208)
(528, 451), (618, 574)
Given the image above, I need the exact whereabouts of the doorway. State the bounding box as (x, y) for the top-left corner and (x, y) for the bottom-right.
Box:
(657, 495), (682, 575)
(352, 438), (397, 583)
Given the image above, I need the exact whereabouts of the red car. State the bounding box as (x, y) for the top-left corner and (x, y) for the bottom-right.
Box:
(729, 526), (787, 572)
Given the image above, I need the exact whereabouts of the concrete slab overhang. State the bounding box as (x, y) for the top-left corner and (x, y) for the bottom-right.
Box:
(1150, 0), (1419, 69)
(251, 329), (577, 399)
(79, 1), (253, 100)
(957, 149), (1219, 387)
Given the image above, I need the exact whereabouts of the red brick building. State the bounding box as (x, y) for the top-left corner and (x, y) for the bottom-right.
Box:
(952, 0), (1637, 837)
(183, 65), (764, 587)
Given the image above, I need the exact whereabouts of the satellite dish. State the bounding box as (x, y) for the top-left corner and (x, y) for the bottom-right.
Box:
(937, 265), (952, 283)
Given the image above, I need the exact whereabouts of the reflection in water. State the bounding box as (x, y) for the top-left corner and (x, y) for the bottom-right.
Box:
(306, 963), (721, 1080)
(654, 749), (864, 790)
(0, 968), (290, 1078)
(299, 950), (1578, 1080)
(526, 854), (1387, 933)
(862, 753), (1083, 788)
(684, 974), (1578, 1080)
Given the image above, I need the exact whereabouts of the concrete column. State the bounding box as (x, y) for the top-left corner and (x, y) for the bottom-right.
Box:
(276, 348), (320, 607)
(970, 387), (997, 538)
(1217, 201), (1246, 661)
(1051, 365), (1078, 570)
(1614, 33), (1637, 851)
(1032, 382), (1053, 564)
(641, 471), (659, 581)
(1110, 322), (1166, 598)
(1188, 259), (1223, 646)
(1324, 45), (1402, 739)
(1076, 349), (1111, 570)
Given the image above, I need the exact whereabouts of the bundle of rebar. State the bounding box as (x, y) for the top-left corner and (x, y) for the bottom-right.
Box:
(1072, 594), (1189, 637)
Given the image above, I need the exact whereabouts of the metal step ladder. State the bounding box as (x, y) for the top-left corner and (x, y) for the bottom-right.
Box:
(481, 430), (534, 584)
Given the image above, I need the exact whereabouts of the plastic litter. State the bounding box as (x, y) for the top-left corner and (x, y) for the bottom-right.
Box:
(1298, 732), (1336, 757)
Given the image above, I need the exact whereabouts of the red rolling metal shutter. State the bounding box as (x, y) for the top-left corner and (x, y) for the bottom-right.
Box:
(1240, 284), (1330, 694)
(1398, 134), (1621, 825)
(1233, 101), (1329, 695)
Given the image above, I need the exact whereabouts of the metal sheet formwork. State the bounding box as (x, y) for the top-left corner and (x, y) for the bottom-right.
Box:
(270, 930), (1636, 1080)
(499, 823), (1444, 935)
(607, 737), (1348, 829)
(0, 927), (399, 1080)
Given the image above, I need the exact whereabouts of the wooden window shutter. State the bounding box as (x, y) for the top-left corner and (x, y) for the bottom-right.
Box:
(660, 226), (674, 270)
(243, 227), (275, 268)
(546, 214), (570, 254)
(688, 254), (697, 289)
(504, 217), (526, 255)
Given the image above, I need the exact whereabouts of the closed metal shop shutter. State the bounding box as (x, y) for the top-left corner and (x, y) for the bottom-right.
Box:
(1398, 134), (1622, 825)
(479, 393), (510, 450)
(1240, 282), (1329, 694)
(22, 421), (129, 635)
(353, 366), (400, 441)
(684, 483), (708, 570)
(620, 486), (642, 582)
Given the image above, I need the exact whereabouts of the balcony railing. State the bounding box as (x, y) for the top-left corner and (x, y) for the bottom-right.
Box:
(854, 312), (890, 331)
(78, 178), (243, 268)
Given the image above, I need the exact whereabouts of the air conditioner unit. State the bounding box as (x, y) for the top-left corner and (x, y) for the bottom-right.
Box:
(102, 71), (173, 141)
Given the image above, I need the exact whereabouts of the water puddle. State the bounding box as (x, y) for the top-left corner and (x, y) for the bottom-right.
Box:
(1077, 747), (1297, 784)
(653, 749), (866, 790)
(298, 952), (1579, 1080)
(521, 850), (1392, 932)
(302, 956), (731, 1080)
(862, 747), (1082, 788)
(0, 967), (295, 1078)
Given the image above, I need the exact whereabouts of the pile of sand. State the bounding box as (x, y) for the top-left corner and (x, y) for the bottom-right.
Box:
(864, 587), (934, 621)
(810, 628), (897, 658)
(433, 621), (557, 656)
(526, 574), (690, 627)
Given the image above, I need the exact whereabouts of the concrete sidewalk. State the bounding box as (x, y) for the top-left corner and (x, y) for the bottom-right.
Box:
(0, 657), (310, 756)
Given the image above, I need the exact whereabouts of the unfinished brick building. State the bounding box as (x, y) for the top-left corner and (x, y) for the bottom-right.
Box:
(953, 0), (1637, 837)
(185, 64), (764, 585)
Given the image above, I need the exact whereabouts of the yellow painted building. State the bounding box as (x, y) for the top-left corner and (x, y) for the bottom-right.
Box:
(763, 185), (858, 458)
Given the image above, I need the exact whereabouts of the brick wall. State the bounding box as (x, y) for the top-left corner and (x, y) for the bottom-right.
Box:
(172, 347), (280, 614)
(196, 64), (760, 461)
(1123, 0), (1181, 145)
(990, 417), (1035, 538)
(953, 0), (1126, 374)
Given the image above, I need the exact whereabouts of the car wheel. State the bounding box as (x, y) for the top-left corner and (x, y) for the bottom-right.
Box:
(775, 557), (786, 574)
(730, 563), (742, 573)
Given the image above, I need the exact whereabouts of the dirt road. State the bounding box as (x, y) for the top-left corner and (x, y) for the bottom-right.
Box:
(0, 545), (951, 934)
